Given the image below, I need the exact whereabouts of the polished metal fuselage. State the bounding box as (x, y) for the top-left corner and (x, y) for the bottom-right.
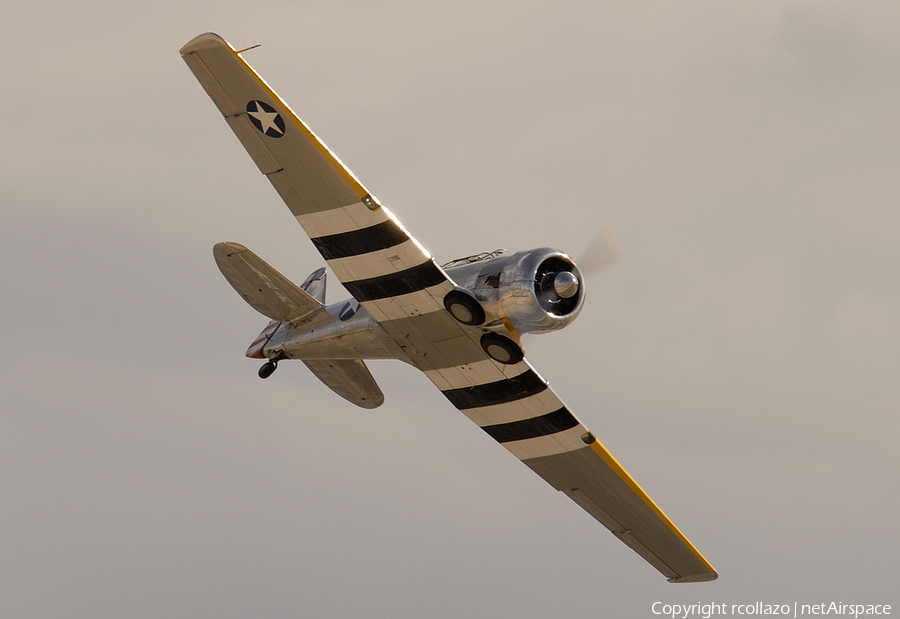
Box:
(263, 298), (408, 362)
(261, 247), (583, 362)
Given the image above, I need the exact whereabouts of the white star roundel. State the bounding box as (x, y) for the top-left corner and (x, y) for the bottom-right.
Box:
(246, 100), (286, 138)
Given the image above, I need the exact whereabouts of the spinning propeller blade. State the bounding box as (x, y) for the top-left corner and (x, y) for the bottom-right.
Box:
(578, 225), (623, 275)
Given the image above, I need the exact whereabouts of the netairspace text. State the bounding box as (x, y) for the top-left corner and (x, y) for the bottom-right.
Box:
(651, 602), (892, 619)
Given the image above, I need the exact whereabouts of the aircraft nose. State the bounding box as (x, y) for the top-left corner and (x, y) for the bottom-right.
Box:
(553, 271), (579, 298)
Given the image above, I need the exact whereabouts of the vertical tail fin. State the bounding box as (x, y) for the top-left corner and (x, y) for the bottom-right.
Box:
(299, 267), (326, 303)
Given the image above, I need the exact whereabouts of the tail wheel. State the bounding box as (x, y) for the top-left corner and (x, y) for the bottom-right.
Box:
(444, 290), (486, 326)
(258, 360), (277, 379)
(480, 333), (523, 365)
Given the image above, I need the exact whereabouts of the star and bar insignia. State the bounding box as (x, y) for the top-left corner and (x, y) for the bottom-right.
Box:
(246, 100), (285, 138)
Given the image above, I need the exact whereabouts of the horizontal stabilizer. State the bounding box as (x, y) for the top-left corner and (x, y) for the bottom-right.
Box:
(214, 242), (322, 322)
(302, 359), (384, 409)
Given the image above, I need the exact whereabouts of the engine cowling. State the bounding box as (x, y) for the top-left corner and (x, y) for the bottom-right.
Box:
(497, 248), (585, 334)
(442, 248), (585, 336)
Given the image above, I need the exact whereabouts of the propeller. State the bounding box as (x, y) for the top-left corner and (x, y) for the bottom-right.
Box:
(577, 225), (623, 276)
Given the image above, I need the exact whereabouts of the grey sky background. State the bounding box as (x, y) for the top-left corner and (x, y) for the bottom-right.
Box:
(2, 1), (898, 617)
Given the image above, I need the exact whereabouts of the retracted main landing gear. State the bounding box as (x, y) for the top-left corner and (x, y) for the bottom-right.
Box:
(258, 352), (286, 379)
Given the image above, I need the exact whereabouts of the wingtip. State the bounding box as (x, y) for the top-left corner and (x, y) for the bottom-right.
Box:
(180, 32), (233, 56)
(213, 241), (248, 260)
(668, 570), (718, 583)
(356, 393), (385, 409)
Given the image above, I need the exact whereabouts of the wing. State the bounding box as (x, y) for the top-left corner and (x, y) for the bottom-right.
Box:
(181, 33), (475, 368)
(426, 358), (717, 583)
(182, 33), (716, 582)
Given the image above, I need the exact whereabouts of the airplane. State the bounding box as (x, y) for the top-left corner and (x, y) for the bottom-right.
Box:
(180, 33), (717, 583)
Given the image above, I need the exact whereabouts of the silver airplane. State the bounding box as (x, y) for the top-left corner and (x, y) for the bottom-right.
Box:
(181, 33), (717, 583)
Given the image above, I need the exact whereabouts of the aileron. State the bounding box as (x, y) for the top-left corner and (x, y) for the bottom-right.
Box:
(526, 439), (717, 582)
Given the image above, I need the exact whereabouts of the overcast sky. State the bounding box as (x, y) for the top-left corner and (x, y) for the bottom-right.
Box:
(2, 1), (898, 617)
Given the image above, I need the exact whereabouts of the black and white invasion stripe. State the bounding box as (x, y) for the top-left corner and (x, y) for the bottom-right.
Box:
(437, 364), (589, 460)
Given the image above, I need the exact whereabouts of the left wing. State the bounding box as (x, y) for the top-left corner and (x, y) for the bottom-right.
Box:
(182, 33), (716, 582)
(430, 358), (717, 582)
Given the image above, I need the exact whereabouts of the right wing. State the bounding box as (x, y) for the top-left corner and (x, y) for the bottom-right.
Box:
(181, 34), (474, 361)
(181, 33), (450, 309)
